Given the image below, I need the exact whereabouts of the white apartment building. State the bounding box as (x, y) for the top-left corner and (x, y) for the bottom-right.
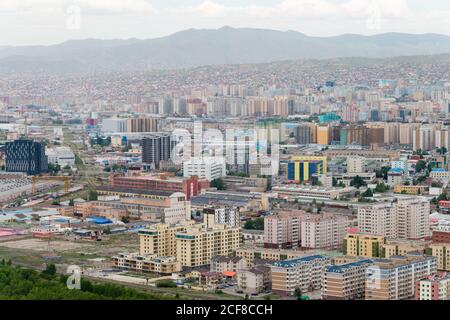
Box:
(300, 213), (348, 250)
(203, 206), (240, 228)
(347, 156), (365, 174)
(396, 198), (430, 240)
(358, 198), (430, 240)
(416, 274), (450, 300)
(183, 157), (226, 181)
(271, 255), (332, 296)
(366, 255), (437, 300)
(358, 203), (398, 239)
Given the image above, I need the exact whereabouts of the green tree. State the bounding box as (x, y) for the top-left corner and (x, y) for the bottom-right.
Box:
(362, 188), (373, 197)
(350, 175), (366, 189)
(42, 264), (56, 276)
(294, 288), (302, 300)
(211, 178), (226, 190)
(156, 280), (176, 288)
(415, 160), (427, 173)
(88, 190), (98, 201)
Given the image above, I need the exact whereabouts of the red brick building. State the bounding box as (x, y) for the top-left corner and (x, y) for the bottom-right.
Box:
(109, 173), (201, 199)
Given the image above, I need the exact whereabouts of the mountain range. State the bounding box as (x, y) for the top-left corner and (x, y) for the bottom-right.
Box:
(1, 26), (450, 73)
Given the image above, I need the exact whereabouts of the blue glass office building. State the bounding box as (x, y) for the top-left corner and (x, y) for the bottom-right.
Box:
(5, 139), (48, 175)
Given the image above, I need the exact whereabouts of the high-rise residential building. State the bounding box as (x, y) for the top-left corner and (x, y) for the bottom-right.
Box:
(365, 254), (437, 300)
(139, 223), (190, 257)
(271, 255), (331, 296)
(357, 198), (430, 240)
(399, 123), (419, 145)
(357, 203), (397, 239)
(175, 218), (241, 267)
(139, 216), (240, 268)
(367, 127), (385, 146)
(203, 206), (240, 228)
(317, 125), (331, 145)
(343, 234), (385, 258)
(323, 259), (373, 300)
(183, 157), (226, 181)
(142, 133), (172, 169)
(429, 244), (450, 271)
(342, 104), (359, 123)
(300, 213), (348, 250)
(396, 198), (430, 240)
(264, 210), (347, 250)
(347, 156), (365, 173)
(296, 124), (313, 145)
(158, 96), (174, 114)
(5, 139), (48, 175)
(264, 211), (302, 249)
(102, 118), (127, 133)
(415, 273), (450, 300)
(127, 117), (159, 133)
(173, 97), (188, 115)
(413, 125), (436, 151)
(340, 125), (368, 146)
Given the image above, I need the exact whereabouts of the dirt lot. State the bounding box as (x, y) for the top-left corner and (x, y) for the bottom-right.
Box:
(0, 238), (92, 252)
(0, 233), (140, 269)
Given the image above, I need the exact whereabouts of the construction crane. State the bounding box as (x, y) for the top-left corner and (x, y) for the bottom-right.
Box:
(31, 176), (71, 194)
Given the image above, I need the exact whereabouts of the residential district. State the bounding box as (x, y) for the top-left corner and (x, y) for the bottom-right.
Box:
(1, 58), (450, 300)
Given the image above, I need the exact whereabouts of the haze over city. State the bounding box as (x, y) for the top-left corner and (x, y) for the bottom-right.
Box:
(1, 0), (450, 310)
(1, 0), (449, 46)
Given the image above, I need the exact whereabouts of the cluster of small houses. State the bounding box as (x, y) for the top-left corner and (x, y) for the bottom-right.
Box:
(0, 207), (150, 241)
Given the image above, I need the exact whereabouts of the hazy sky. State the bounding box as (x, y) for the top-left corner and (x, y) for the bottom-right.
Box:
(1, 0), (449, 46)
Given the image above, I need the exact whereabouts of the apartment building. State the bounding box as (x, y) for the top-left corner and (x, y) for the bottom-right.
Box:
(139, 217), (240, 268)
(430, 168), (450, 183)
(396, 198), (430, 240)
(323, 259), (373, 300)
(271, 255), (331, 296)
(383, 240), (429, 258)
(357, 198), (430, 240)
(343, 234), (385, 258)
(365, 254), (437, 300)
(203, 206), (240, 228)
(264, 211), (302, 249)
(237, 265), (271, 295)
(300, 213), (348, 250)
(235, 247), (306, 267)
(210, 256), (248, 273)
(112, 253), (181, 274)
(139, 223), (191, 257)
(344, 233), (429, 259)
(415, 273), (450, 300)
(175, 223), (241, 267)
(357, 203), (397, 238)
(429, 244), (450, 271)
(347, 156), (365, 174)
